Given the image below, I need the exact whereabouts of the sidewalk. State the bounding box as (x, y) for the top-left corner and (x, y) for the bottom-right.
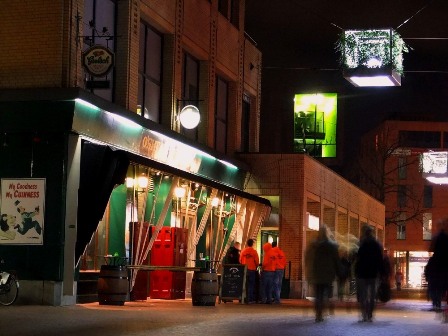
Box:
(1, 295), (444, 336)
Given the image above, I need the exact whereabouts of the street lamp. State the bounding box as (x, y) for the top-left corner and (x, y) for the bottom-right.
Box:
(178, 104), (200, 129)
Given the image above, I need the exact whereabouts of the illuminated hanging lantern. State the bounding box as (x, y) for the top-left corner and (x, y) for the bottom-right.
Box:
(179, 105), (200, 129)
(337, 28), (409, 87)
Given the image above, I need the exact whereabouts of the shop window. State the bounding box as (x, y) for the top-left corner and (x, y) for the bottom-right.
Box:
(398, 157), (407, 179)
(423, 185), (433, 208)
(181, 52), (200, 140)
(138, 22), (163, 122)
(83, 0), (116, 102)
(215, 77), (228, 153)
(423, 213), (432, 240)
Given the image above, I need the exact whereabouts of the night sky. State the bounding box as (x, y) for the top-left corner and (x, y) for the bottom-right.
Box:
(244, 0), (448, 161)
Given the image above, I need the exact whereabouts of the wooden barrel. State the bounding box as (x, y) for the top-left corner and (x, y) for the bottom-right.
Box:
(191, 270), (219, 306)
(98, 265), (129, 306)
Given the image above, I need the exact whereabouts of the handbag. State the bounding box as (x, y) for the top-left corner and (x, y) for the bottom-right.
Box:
(377, 280), (391, 302)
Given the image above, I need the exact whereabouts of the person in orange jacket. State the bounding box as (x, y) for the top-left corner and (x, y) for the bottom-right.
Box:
(240, 238), (260, 303)
(261, 242), (277, 304)
(271, 241), (286, 303)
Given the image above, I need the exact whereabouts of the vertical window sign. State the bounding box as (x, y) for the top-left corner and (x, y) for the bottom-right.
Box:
(0, 179), (45, 245)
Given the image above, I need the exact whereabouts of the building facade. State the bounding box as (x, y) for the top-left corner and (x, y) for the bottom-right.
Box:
(0, 0), (271, 305)
(239, 153), (385, 298)
(0, 0), (386, 305)
(358, 120), (448, 288)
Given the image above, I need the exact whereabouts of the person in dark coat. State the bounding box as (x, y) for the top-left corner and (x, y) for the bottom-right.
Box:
(306, 224), (340, 322)
(425, 255), (443, 311)
(355, 225), (384, 322)
(428, 220), (448, 311)
(224, 241), (241, 264)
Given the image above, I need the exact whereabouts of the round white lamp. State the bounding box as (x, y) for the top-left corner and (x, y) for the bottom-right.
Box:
(179, 105), (200, 129)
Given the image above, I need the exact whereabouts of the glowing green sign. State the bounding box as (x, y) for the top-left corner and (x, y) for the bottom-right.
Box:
(293, 93), (337, 157)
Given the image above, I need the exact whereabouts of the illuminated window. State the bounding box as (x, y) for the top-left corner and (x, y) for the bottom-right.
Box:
(423, 213), (432, 241)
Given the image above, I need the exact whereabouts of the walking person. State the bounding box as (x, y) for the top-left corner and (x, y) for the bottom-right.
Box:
(260, 242), (277, 304)
(355, 225), (384, 322)
(428, 219), (448, 312)
(271, 241), (286, 303)
(240, 239), (259, 304)
(305, 224), (340, 322)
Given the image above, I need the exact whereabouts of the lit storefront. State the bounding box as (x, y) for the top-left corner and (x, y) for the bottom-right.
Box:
(0, 89), (271, 305)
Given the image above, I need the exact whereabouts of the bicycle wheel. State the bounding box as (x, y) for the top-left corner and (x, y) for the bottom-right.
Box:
(0, 274), (19, 306)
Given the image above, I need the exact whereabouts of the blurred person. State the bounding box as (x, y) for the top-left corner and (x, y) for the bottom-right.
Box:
(395, 269), (403, 291)
(224, 241), (241, 264)
(240, 239), (259, 304)
(305, 225), (340, 322)
(271, 241), (286, 303)
(337, 249), (351, 301)
(427, 219), (448, 311)
(260, 242), (277, 304)
(355, 225), (384, 322)
(425, 255), (443, 311)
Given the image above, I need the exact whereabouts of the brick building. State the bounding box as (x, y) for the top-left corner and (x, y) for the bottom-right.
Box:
(239, 153), (385, 298)
(0, 0), (272, 305)
(358, 120), (448, 288)
(0, 0), (385, 305)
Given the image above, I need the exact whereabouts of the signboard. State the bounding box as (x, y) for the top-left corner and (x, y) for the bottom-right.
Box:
(82, 45), (114, 77)
(219, 264), (246, 303)
(0, 179), (45, 244)
(421, 151), (448, 174)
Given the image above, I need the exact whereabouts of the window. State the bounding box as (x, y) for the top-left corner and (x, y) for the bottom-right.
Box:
(399, 131), (440, 148)
(398, 157), (407, 179)
(397, 185), (407, 208)
(83, 0), (117, 102)
(215, 77), (228, 153)
(423, 185), (433, 208)
(138, 22), (163, 122)
(397, 213), (406, 240)
(423, 213), (432, 240)
(218, 0), (239, 28)
(181, 53), (200, 140)
(241, 94), (250, 152)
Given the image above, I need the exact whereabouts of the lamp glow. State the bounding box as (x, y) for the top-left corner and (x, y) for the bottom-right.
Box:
(174, 186), (186, 198)
(347, 75), (399, 87)
(179, 105), (200, 129)
(137, 175), (148, 189)
(426, 177), (448, 184)
(126, 177), (134, 188)
(211, 197), (220, 207)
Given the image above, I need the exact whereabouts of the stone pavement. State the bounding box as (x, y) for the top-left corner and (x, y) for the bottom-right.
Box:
(1, 297), (446, 336)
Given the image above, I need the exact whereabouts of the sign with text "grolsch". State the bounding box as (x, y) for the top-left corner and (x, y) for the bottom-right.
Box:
(82, 45), (114, 77)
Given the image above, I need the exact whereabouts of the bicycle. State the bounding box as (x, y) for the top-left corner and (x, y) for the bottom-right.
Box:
(0, 258), (19, 305)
